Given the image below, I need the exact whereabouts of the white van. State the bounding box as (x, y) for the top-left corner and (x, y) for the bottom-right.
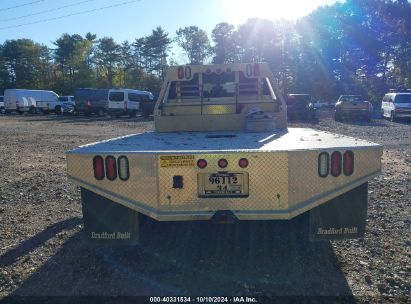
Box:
(4, 89), (59, 114)
(0, 96), (5, 114)
(108, 89), (154, 117)
(381, 89), (411, 122)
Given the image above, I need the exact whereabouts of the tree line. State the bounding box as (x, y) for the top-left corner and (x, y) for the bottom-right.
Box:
(0, 0), (409, 103)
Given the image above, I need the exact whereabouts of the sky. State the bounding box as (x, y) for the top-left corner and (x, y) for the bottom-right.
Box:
(0, 0), (339, 60)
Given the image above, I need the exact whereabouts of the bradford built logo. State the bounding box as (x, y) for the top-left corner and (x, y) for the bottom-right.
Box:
(317, 227), (358, 235)
(91, 231), (131, 239)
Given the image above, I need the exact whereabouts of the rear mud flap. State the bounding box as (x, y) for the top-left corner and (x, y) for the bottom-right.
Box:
(309, 183), (368, 241)
(81, 188), (139, 245)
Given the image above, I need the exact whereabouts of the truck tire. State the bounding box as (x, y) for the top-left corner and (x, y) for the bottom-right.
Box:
(390, 111), (396, 122)
(97, 108), (105, 117)
(55, 106), (62, 115)
(334, 112), (342, 121)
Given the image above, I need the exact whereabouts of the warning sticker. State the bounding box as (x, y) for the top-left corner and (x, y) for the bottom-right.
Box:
(160, 155), (195, 168)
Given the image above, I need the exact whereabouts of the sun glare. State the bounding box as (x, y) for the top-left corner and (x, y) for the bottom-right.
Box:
(222, 0), (331, 24)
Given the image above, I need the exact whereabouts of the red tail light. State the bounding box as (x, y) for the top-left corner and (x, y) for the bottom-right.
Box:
(177, 66), (184, 79)
(218, 158), (228, 169)
(105, 156), (117, 181)
(238, 158), (249, 168)
(343, 151), (354, 176)
(93, 156), (105, 180)
(331, 151), (342, 177)
(197, 159), (207, 169)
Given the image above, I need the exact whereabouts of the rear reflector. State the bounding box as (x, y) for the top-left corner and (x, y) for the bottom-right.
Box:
(105, 156), (117, 181)
(343, 151), (354, 176)
(331, 151), (342, 177)
(318, 152), (329, 177)
(117, 156), (129, 181)
(93, 156), (104, 180)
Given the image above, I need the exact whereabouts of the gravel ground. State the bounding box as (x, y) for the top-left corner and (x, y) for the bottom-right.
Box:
(0, 110), (410, 302)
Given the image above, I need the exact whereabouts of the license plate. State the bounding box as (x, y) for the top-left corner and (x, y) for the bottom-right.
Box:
(198, 172), (249, 197)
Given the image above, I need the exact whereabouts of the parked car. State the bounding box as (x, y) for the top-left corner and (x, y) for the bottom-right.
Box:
(74, 88), (155, 117)
(59, 96), (75, 115)
(285, 94), (316, 120)
(312, 100), (328, 109)
(0, 96), (5, 114)
(381, 89), (411, 122)
(4, 89), (59, 114)
(334, 95), (373, 121)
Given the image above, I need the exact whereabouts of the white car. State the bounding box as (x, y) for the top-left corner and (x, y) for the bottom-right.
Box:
(381, 89), (411, 122)
(59, 96), (75, 114)
(0, 96), (5, 114)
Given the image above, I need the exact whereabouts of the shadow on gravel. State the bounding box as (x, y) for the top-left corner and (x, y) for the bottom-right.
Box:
(7, 219), (353, 297)
(0, 217), (82, 268)
(22, 115), (153, 124)
(337, 119), (388, 127)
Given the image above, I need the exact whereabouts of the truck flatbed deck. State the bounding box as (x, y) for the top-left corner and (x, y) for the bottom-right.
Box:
(69, 128), (379, 154)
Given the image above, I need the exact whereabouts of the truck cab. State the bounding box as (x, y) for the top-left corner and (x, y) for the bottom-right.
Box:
(66, 63), (382, 245)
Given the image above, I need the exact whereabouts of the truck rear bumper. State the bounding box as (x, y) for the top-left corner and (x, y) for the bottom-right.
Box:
(69, 169), (378, 221)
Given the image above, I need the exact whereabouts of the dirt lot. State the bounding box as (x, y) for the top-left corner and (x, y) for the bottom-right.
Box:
(0, 110), (410, 302)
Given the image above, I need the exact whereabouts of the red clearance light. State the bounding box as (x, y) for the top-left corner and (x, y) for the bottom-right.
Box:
(343, 151), (354, 176)
(197, 159), (207, 169)
(238, 158), (249, 168)
(93, 155), (105, 180)
(105, 156), (117, 181)
(331, 151), (342, 177)
(218, 158), (228, 168)
(177, 66), (184, 79)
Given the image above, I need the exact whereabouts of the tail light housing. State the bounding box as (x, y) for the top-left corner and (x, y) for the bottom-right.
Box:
(105, 156), (117, 181)
(117, 156), (130, 181)
(93, 156), (105, 180)
(318, 152), (329, 177)
(343, 151), (354, 176)
(331, 151), (342, 177)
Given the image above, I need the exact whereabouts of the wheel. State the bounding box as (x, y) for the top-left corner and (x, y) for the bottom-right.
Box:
(55, 106), (62, 115)
(97, 108), (105, 117)
(0, 107), (5, 114)
(334, 112), (342, 121)
(390, 111), (396, 122)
